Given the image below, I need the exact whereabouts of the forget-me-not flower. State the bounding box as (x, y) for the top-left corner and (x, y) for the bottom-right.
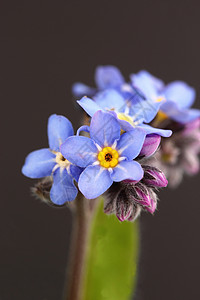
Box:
(22, 114), (82, 205)
(77, 88), (172, 138)
(72, 65), (126, 98)
(73, 65), (169, 127)
(131, 70), (200, 124)
(60, 111), (147, 199)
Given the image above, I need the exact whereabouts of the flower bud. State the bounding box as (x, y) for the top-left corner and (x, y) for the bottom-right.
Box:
(31, 177), (54, 204)
(134, 185), (152, 207)
(145, 190), (157, 214)
(115, 190), (134, 221)
(104, 201), (116, 215)
(183, 152), (200, 175)
(139, 134), (161, 157)
(183, 118), (200, 134)
(103, 183), (118, 215)
(143, 166), (168, 187)
(127, 204), (142, 222)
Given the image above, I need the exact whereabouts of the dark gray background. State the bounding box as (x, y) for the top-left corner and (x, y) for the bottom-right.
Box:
(0, 1), (200, 299)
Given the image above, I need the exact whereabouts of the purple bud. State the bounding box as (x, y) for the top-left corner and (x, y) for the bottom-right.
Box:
(123, 179), (139, 184)
(134, 186), (151, 207)
(128, 205), (142, 222)
(103, 183), (118, 215)
(183, 153), (200, 175)
(103, 176), (164, 221)
(145, 190), (157, 214)
(145, 199), (156, 214)
(104, 202), (115, 214)
(143, 167), (168, 187)
(116, 204), (132, 222)
(116, 190), (133, 222)
(139, 134), (161, 157)
(31, 177), (53, 205)
(183, 118), (200, 134)
(104, 197), (116, 215)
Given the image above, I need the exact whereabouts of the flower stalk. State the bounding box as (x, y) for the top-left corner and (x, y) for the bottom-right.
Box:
(63, 193), (97, 300)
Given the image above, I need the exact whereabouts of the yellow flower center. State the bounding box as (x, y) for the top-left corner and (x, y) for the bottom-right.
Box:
(155, 96), (165, 103)
(117, 112), (135, 126)
(153, 110), (168, 126)
(151, 96), (168, 126)
(98, 147), (119, 168)
(55, 152), (70, 168)
(117, 112), (135, 134)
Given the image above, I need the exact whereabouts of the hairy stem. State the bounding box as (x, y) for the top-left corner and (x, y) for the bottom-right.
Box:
(62, 193), (96, 300)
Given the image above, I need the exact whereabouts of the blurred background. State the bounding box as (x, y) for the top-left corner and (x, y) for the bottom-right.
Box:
(0, 0), (200, 299)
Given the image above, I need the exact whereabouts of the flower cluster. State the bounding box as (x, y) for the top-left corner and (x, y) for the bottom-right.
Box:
(73, 66), (200, 187)
(22, 65), (200, 221)
(104, 165), (168, 222)
(149, 118), (200, 187)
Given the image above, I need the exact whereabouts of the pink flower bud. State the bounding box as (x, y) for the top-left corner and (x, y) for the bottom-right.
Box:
(145, 190), (157, 214)
(116, 193), (133, 222)
(116, 204), (132, 222)
(144, 168), (168, 187)
(134, 186), (151, 207)
(183, 118), (200, 134)
(128, 205), (142, 222)
(139, 134), (161, 157)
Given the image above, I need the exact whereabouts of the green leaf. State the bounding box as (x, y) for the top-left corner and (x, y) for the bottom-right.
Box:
(82, 200), (139, 300)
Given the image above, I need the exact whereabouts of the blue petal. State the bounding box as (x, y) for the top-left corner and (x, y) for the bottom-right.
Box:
(69, 165), (84, 182)
(77, 96), (102, 117)
(161, 101), (200, 124)
(130, 70), (161, 99)
(60, 136), (97, 167)
(129, 96), (162, 123)
(78, 165), (113, 199)
(119, 84), (137, 100)
(94, 89), (125, 111)
(117, 129), (146, 160)
(72, 82), (96, 98)
(76, 125), (90, 136)
(111, 161), (144, 182)
(163, 81), (196, 109)
(131, 70), (164, 91)
(139, 124), (172, 137)
(22, 148), (56, 178)
(90, 111), (121, 147)
(118, 119), (136, 132)
(170, 108), (200, 124)
(95, 65), (125, 90)
(50, 168), (77, 205)
(48, 114), (74, 151)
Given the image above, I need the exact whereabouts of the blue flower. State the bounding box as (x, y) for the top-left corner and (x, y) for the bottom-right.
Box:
(72, 65), (125, 98)
(22, 114), (82, 205)
(73, 65), (166, 126)
(131, 70), (200, 124)
(60, 111), (146, 199)
(77, 89), (172, 138)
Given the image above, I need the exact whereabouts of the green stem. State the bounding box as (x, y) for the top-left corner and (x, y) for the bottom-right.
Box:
(62, 193), (96, 300)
